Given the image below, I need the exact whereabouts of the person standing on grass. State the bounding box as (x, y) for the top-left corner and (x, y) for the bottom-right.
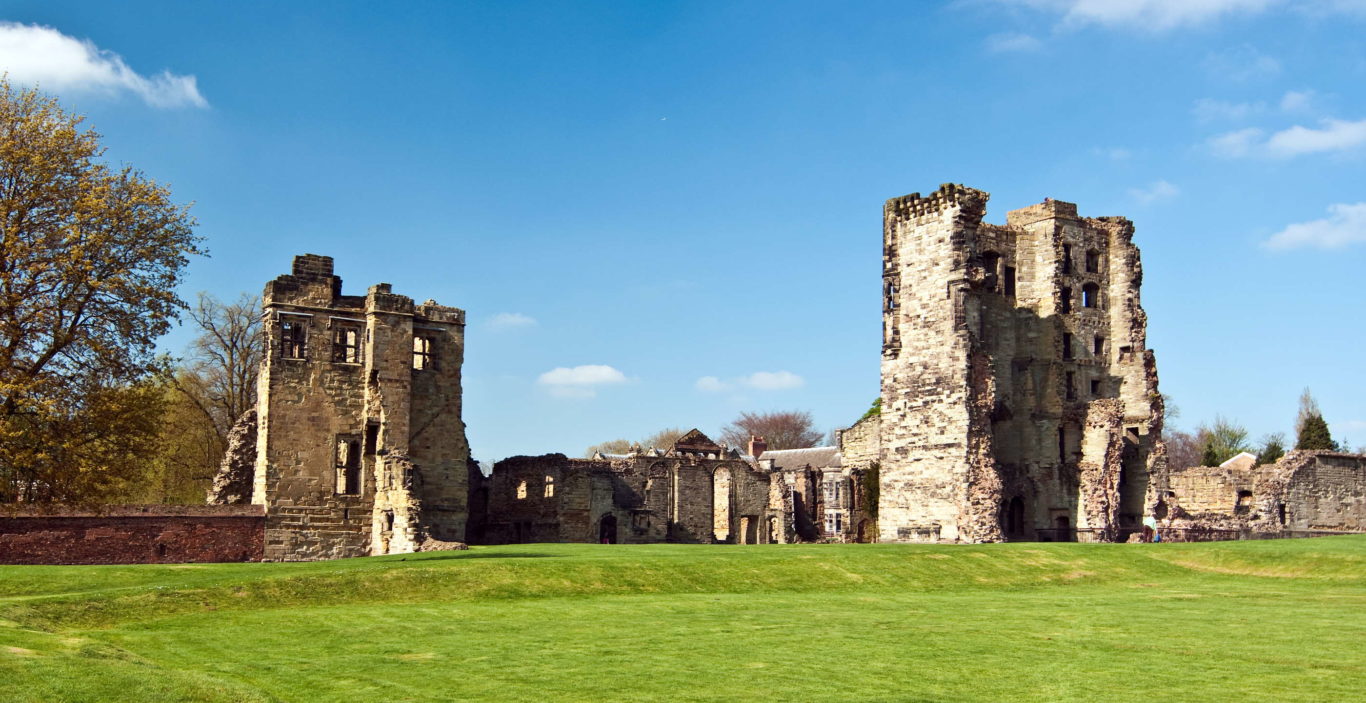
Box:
(1142, 514), (1158, 543)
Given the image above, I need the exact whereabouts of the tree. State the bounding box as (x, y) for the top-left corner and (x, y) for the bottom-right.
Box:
(1296, 414), (1336, 451)
(860, 397), (881, 421)
(584, 427), (687, 458)
(0, 81), (201, 503)
(1256, 432), (1286, 465)
(1194, 416), (1251, 467)
(719, 410), (824, 451)
(176, 292), (262, 443)
(1165, 428), (1202, 470)
(1295, 388), (1321, 437)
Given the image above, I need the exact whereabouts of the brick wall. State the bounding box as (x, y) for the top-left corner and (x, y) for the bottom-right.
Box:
(0, 505), (264, 565)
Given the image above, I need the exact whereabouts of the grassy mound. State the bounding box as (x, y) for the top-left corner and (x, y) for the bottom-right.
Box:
(2, 538), (1364, 701)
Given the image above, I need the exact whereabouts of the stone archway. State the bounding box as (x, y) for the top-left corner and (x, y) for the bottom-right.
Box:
(598, 514), (618, 544)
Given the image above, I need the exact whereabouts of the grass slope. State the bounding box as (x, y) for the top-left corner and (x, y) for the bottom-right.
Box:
(2, 538), (1364, 702)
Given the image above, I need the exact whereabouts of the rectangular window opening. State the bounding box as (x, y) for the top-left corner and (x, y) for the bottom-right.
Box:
(412, 336), (433, 370)
(1062, 244), (1073, 274)
(335, 437), (361, 495)
(1065, 371), (1076, 400)
(332, 327), (361, 363)
(1090, 379), (1101, 396)
(1002, 266), (1016, 297)
(1062, 332), (1073, 360)
(281, 320), (307, 359)
(1060, 287), (1072, 314)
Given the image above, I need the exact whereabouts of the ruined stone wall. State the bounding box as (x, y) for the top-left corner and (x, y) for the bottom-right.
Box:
(879, 185), (1163, 543)
(1167, 465), (1254, 515)
(0, 505), (264, 565)
(481, 450), (779, 545)
(254, 254), (469, 561)
(1276, 453), (1366, 531)
(836, 415), (880, 470)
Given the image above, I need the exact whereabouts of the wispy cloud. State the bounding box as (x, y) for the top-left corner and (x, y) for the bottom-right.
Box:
(696, 370), (805, 393)
(1128, 180), (1180, 204)
(1264, 203), (1366, 250)
(991, 0), (1278, 31)
(1091, 146), (1133, 160)
(0, 22), (206, 108)
(984, 32), (1042, 53)
(487, 312), (537, 330)
(537, 364), (628, 398)
(1279, 89), (1315, 113)
(1210, 118), (1366, 157)
(1193, 98), (1264, 123)
(1203, 45), (1282, 82)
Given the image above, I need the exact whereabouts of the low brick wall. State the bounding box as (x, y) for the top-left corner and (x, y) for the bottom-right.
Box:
(0, 505), (265, 565)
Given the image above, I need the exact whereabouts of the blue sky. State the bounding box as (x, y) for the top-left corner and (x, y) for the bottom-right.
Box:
(2, 0), (1364, 462)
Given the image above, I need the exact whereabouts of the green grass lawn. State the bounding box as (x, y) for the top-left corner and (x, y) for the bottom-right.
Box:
(2, 537), (1364, 702)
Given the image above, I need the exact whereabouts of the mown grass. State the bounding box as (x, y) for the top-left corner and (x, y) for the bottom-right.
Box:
(2, 538), (1364, 701)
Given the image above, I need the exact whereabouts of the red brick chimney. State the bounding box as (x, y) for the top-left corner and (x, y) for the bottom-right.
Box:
(748, 435), (767, 458)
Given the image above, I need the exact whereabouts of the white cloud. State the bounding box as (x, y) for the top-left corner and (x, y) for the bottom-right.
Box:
(985, 32), (1042, 53)
(537, 364), (628, 398)
(744, 371), (805, 391)
(1264, 202), (1366, 250)
(1193, 98), (1264, 123)
(1128, 180), (1179, 204)
(1091, 146), (1132, 160)
(1202, 45), (1282, 82)
(1265, 118), (1366, 156)
(996, 0), (1278, 31)
(1279, 89), (1315, 113)
(487, 312), (537, 330)
(695, 376), (728, 392)
(1211, 119), (1366, 157)
(0, 22), (206, 108)
(696, 370), (805, 393)
(1207, 127), (1265, 156)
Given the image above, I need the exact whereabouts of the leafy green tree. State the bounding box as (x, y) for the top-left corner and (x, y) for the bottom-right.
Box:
(1296, 414), (1336, 451)
(1195, 416), (1251, 466)
(1256, 432), (1286, 465)
(860, 397), (881, 421)
(0, 81), (201, 503)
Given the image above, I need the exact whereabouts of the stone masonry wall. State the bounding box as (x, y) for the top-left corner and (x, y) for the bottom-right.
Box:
(254, 254), (469, 561)
(0, 505), (264, 565)
(879, 185), (1163, 543)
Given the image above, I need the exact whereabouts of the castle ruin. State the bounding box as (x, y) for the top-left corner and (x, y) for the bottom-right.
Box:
(877, 185), (1166, 543)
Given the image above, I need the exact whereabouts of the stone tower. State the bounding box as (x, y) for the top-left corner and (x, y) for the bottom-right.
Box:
(879, 185), (1164, 543)
(254, 254), (471, 560)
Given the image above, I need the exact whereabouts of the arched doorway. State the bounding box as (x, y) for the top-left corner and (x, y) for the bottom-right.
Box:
(1005, 496), (1026, 538)
(598, 514), (618, 544)
(713, 466), (732, 543)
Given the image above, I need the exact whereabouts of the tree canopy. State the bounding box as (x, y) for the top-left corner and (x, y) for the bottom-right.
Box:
(719, 410), (823, 451)
(0, 81), (202, 502)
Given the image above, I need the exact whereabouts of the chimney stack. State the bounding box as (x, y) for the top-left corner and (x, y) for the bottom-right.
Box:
(748, 435), (767, 458)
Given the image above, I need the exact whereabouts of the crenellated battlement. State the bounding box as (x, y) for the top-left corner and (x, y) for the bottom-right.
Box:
(884, 183), (988, 221)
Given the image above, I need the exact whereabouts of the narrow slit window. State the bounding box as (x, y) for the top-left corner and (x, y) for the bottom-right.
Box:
(281, 320), (307, 359)
(335, 437), (361, 495)
(412, 336), (433, 370)
(1002, 266), (1016, 297)
(364, 423), (379, 456)
(1065, 371), (1076, 400)
(1062, 332), (1073, 360)
(1062, 244), (1073, 274)
(1060, 287), (1072, 314)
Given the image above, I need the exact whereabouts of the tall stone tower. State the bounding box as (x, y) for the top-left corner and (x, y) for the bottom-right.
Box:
(879, 185), (1164, 543)
(254, 254), (471, 560)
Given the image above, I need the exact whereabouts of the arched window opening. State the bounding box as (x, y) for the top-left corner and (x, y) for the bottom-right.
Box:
(713, 466), (732, 543)
(1005, 496), (1026, 537)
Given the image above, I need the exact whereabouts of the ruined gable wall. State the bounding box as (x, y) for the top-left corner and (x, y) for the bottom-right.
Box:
(1260, 452), (1366, 531)
(837, 414), (880, 470)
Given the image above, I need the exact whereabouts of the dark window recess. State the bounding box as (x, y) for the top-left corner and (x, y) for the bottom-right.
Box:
(1082, 283), (1099, 309)
(1090, 379), (1101, 396)
(1085, 249), (1100, 273)
(1065, 371), (1076, 400)
(1062, 244), (1073, 274)
(364, 423), (379, 456)
(335, 438), (361, 495)
(1093, 336), (1104, 355)
(981, 252), (1000, 290)
(281, 320), (307, 359)
(332, 327), (361, 363)
(1062, 332), (1073, 360)
(1058, 427), (1067, 463)
(412, 336), (433, 370)
(1002, 266), (1016, 296)
(1060, 287), (1072, 314)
